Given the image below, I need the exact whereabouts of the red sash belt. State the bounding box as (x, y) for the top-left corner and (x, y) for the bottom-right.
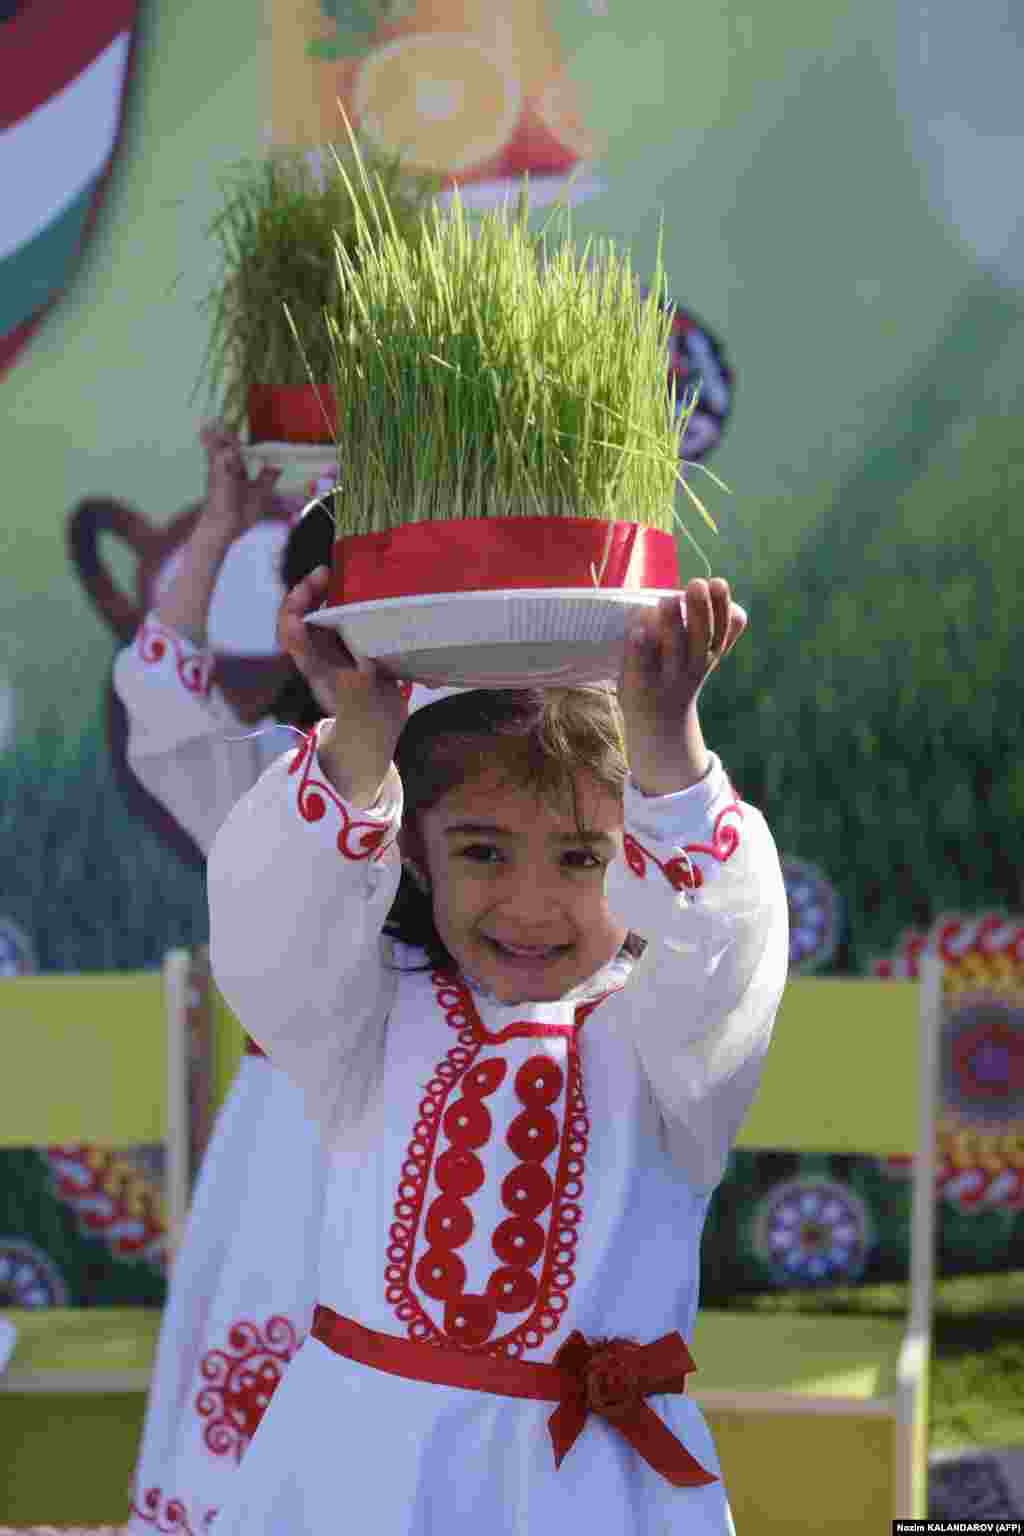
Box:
(244, 1035), (267, 1058)
(311, 1305), (716, 1489)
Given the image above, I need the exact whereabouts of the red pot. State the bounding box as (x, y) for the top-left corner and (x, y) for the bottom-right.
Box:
(247, 382), (337, 445)
(326, 517), (679, 607)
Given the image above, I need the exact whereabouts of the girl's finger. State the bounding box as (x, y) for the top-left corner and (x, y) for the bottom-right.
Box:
(684, 579), (714, 663)
(708, 578), (731, 653)
(213, 444), (243, 479)
(626, 607), (658, 663)
(722, 602), (748, 658)
(622, 607), (658, 692)
(202, 426), (231, 463)
(656, 594), (687, 682)
(283, 566), (330, 617)
(305, 620), (356, 674)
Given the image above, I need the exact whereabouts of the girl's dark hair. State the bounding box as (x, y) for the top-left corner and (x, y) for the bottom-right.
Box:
(384, 686), (642, 970)
(268, 498), (335, 730)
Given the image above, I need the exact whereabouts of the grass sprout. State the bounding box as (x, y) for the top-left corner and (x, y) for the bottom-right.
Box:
(197, 139), (438, 431)
(314, 123), (715, 546)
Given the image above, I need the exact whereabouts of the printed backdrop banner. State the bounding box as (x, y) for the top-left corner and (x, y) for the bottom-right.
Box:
(1, 0), (1023, 1309)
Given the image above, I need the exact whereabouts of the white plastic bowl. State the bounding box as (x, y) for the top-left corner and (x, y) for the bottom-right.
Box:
(305, 587), (681, 687)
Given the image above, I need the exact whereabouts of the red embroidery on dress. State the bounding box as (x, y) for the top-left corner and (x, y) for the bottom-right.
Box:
(384, 973), (595, 1359)
(137, 619), (213, 697)
(195, 1316), (299, 1461)
(287, 726), (396, 860)
(130, 1488), (199, 1532)
(623, 800), (744, 891)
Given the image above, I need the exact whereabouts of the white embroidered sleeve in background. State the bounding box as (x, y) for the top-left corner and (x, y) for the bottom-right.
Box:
(112, 613), (293, 855)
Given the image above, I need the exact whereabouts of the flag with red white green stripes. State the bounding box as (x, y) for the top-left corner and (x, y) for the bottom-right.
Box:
(0, 0), (138, 377)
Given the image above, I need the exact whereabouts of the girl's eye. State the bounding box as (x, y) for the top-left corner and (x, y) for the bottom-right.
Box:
(562, 849), (606, 871)
(457, 844), (503, 864)
(455, 845), (606, 871)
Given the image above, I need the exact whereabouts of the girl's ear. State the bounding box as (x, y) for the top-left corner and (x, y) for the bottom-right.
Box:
(398, 818), (433, 894)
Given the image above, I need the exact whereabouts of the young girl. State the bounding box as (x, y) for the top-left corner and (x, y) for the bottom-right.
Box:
(112, 425), (336, 1534)
(206, 566), (788, 1533)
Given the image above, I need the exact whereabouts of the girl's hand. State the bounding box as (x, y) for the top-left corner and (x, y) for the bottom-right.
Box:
(618, 577), (747, 796)
(277, 567), (409, 804)
(200, 421), (282, 543)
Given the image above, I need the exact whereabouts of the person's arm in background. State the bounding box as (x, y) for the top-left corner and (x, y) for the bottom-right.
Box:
(111, 425), (290, 854)
(155, 424), (281, 644)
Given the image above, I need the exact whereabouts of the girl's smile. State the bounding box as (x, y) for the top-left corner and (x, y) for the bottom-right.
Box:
(413, 769), (629, 1005)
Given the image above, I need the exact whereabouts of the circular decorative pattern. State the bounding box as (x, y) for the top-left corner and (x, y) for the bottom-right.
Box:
(44, 1145), (167, 1267)
(754, 1178), (870, 1286)
(0, 1238), (69, 1307)
(638, 290), (734, 463)
(385, 971), (591, 1357)
(781, 857), (841, 974)
(942, 997), (1024, 1127)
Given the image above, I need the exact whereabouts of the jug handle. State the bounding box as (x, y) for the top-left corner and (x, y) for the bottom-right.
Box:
(66, 497), (200, 644)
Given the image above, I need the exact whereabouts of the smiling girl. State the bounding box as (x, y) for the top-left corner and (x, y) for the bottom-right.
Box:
(206, 568), (788, 1534)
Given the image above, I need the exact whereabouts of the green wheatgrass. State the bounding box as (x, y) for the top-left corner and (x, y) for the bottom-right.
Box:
(293, 125), (720, 559)
(198, 141), (438, 433)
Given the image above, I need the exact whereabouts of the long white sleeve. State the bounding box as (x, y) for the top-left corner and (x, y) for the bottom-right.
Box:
(207, 721), (402, 1142)
(607, 754), (789, 1191)
(111, 612), (294, 856)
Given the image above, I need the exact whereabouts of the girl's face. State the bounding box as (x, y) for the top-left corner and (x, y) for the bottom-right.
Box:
(414, 766), (629, 1005)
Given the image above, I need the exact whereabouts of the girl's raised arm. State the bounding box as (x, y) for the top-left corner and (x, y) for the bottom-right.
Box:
(208, 568), (411, 1144)
(207, 722), (403, 1145)
(610, 580), (789, 1190)
(608, 757), (788, 1192)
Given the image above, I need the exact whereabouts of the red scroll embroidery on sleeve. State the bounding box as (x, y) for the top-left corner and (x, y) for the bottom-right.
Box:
(623, 800), (743, 891)
(288, 728), (396, 860)
(136, 618), (214, 697)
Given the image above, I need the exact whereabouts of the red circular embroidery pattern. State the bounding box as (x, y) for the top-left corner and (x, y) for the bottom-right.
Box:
(384, 972), (595, 1358)
(195, 1316), (299, 1461)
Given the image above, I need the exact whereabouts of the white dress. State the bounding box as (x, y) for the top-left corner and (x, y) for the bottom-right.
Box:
(206, 721), (789, 1535)
(112, 614), (327, 1534)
